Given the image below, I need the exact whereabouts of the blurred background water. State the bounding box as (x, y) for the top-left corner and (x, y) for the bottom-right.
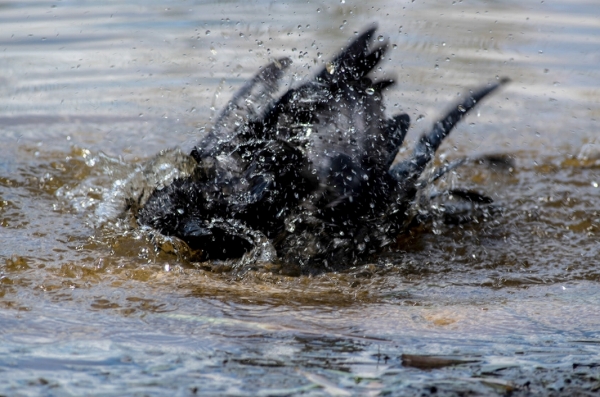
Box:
(1, 1), (600, 395)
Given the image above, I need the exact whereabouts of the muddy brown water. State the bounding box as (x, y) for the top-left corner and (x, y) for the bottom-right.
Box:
(1, 0), (600, 395)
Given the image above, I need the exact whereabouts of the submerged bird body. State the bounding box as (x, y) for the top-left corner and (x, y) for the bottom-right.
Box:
(137, 27), (507, 271)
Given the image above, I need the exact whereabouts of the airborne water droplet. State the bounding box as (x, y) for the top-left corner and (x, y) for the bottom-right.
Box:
(326, 62), (335, 74)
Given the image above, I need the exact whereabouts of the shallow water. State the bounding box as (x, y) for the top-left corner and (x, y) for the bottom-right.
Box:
(1, 0), (600, 395)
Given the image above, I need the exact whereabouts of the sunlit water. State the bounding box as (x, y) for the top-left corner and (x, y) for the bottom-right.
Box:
(1, 1), (600, 395)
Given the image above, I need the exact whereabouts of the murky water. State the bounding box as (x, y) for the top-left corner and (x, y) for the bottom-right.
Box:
(1, 0), (600, 395)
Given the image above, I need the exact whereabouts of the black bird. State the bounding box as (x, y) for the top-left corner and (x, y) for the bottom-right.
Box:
(137, 26), (508, 271)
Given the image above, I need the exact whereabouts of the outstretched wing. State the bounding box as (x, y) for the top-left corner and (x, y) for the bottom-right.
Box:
(260, 26), (399, 212)
(390, 78), (510, 192)
(191, 57), (292, 161)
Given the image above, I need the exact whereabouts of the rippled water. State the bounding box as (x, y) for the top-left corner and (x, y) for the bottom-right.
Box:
(1, 0), (600, 395)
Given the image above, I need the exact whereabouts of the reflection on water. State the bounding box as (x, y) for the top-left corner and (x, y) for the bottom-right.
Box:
(1, 0), (600, 395)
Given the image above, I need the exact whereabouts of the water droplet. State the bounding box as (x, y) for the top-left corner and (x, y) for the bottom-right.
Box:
(239, 32), (244, 37)
(326, 62), (335, 74)
(205, 30), (211, 35)
(592, 181), (598, 188)
(458, 104), (466, 112)
(177, 208), (184, 214)
(377, 35), (384, 42)
(365, 87), (375, 95)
